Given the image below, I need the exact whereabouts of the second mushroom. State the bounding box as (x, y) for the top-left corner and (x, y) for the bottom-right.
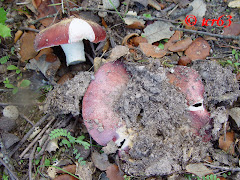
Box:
(34, 18), (106, 66)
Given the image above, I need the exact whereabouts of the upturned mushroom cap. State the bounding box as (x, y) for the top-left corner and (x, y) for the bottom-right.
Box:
(34, 18), (106, 51)
(167, 66), (204, 106)
(82, 61), (129, 146)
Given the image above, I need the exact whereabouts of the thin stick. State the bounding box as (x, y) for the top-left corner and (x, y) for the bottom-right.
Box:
(20, 113), (35, 126)
(170, 27), (240, 40)
(19, 116), (55, 159)
(29, 143), (37, 180)
(204, 163), (240, 172)
(9, 114), (50, 157)
(19, 27), (40, 33)
(0, 158), (19, 180)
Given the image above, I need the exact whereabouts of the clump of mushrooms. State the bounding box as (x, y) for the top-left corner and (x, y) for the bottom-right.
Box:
(34, 18), (106, 66)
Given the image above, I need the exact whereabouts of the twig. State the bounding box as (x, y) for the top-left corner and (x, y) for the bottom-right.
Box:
(20, 113), (35, 126)
(30, 6), (178, 25)
(204, 163), (240, 172)
(19, 116), (55, 159)
(19, 27), (40, 33)
(170, 27), (240, 40)
(0, 158), (19, 180)
(29, 143), (37, 180)
(8, 114), (50, 157)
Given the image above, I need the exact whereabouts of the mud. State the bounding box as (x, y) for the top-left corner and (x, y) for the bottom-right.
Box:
(44, 71), (93, 116)
(116, 61), (213, 176)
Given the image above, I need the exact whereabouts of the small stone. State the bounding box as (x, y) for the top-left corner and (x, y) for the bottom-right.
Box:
(2, 132), (20, 149)
(102, 0), (120, 10)
(0, 117), (16, 132)
(3, 105), (19, 120)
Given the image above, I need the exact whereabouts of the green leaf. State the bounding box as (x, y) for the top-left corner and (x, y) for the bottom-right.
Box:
(158, 43), (164, 50)
(37, 147), (41, 152)
(12, 87), (18, 94)
(0, 24), (11, 38)
(0, 8), (7, 24)
(7, 65), (18, 70)
(34, 159), (40, 165)
(19, 79), (31, 88)
(44, 159), (51, 166)
(143, 13), (152, 18)
(232, 49), (236, 55)
(235, 53), (239, 60)
(5, 83), (15, 89)
(62, 139), (71, 147)
(227, 60), (233, 64)
(16, 69), (21, 74)
(75, 153), (81, 159)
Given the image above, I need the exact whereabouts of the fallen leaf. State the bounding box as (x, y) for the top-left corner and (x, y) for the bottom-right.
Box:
(106, 164), (124, 180)
(186, 163), (213, 178)
(168, 37), (192, 52)
(122, 33), (139, 46)
(185, 37), (210, 60)
(124, 17), (145, 29)
(229, 107), (240, 128)
(27, 127), (41, 141)
(222, 23), (240, 36)
(102, 140), (118, 155)
(187, 0), (206, 19)
(148, 0), (163, 10)
(56, 164), (76, 174)
(54, 174), (79, 180)
(47, 166), (57, 179)
(132, 0), (148, 7)
(57, 73), (74, 85)
(46, 139), (59, 153)
(32, 0), (42, 9)
(139, 43), (167, 58)
(178, 56), (192, 66)
(19, 29), (38, 62)
(164, 31), (183, 50)
(14, 30), (23, 43)
(75, 162), (94, 180)
(131, 36), (148, 47)
(142, 21), (174, 44)
(219, 131), (235, 155)
(106, 45), (129, 62)
(228, 0), (240, 8)
(173, 0), (190, 8)
(91, 151), (111, 171)
(94, 57), (106, 72)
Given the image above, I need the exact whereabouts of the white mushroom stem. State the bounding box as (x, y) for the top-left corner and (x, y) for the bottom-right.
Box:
(61, 41), (85, 66)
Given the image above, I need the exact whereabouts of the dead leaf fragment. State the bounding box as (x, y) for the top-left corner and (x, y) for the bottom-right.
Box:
(54, 174), (78, 180)
(106, 164), (124, 180)
(228, 0), (240, 8)
(185, 37), (210, 60)
(124, 17), (145, 29)
(229, 107), (240, 128)
(19, 30), (38, 62)
(187, 0), (206, 19)
(219, 131), (235, 155)
(142, 21), (174, 44)
(91, 151), (111, 171)
(168, 37), (192, 52)
(75, 162), (94, 180)
(132, 36), (148, 47)
(178, 56), (192, 66)
(122, 33), (139, 46)
(106, 45), (129, 62)
(222, 23), (240, 36)
(14, 30), (23, 43)
(57, 73), (74, 85)
(139, 43), (167, 58)
(56, 164), (76, 174)
(164, 31), (183, 50)
(46, 139), (59, 152)
(186, 163), (213, 178)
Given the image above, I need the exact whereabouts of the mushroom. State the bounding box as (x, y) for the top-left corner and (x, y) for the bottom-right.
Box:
(34, 18), (106, 66)
(167, 66), (212, 141)
(82, 61), (130, 146)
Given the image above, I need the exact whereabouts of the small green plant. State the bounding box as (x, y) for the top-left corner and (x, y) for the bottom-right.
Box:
(158, 43), (164, 50)
(184, 174), (220, 180)
(49, 128), (90, 165)
(3, 77), (31, 94)
(2, 173), (9, 180)
(0, 7), (11, 38)
(232, 49), (240, 61)
(143, 13), (152, 18)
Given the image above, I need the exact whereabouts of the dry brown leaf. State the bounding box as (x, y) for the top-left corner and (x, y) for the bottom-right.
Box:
(122, 33), (139, 46)
(219, 131), (235, 155)
(164, 31), (183, 50)
(54, 174), (79, 180)
(91, 151), (111, 171)
(139, 43), (167, 58)
(178, 56), (192, 66)
(168, 37), (192, 52)
(32, 0), (42, 9)
(185, 37), (210, 60)
(19, 30), (38, 62)
(106, 45), (129, 62)
(124, 17), (145, 29)
(222, 22), (240, 36)
(131, 36), (148, 47)
(56, 164), (76, 174)
(186, 163), (213, 178)
(75, 162), (95, 180)
(35, 48), (53, 60)
(57, 73), (74, 84)
(173, 0), (190, 8)
(94, 57), (107, 72)
(106, 164), (124, 180)
(228, 0), (240, 8)
(14, 30), (23, 43)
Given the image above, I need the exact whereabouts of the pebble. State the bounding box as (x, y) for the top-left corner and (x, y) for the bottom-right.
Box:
(3, 105), (19, 120)
(0, 117), (16, 132)
(102, 0), (120, 10)
(2, 132), (20, 149)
